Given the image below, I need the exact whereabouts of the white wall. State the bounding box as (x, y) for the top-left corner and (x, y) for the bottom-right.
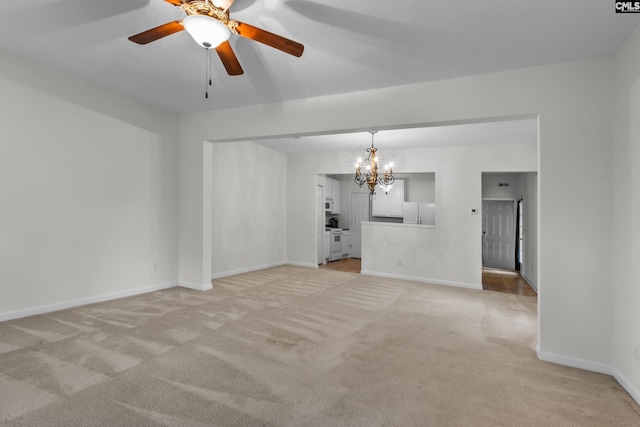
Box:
(612, 24), (640, 403)
(482, 172), (521, 199)
(359, 144), (536, 288)
(0, 49), (180, 320)
(211, 141), (287, 277)
(401, 173), (436, 203)
(179, 56), (616, 379)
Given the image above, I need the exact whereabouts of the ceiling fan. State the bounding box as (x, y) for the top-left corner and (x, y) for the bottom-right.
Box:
(128, 0), (304, 76)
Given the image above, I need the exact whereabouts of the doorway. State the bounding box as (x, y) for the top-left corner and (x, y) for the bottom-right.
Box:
(480, 172), (537, 295)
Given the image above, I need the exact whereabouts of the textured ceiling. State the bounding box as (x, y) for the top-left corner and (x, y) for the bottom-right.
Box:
(0, 1), (637, 115)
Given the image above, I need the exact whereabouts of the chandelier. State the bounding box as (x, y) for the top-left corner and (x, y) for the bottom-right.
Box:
(354, 131), (395, 194)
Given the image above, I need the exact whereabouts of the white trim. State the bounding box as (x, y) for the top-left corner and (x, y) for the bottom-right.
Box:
(0, 281), (178, 322)
(536, 347), (613, 375)
(179, 281), (213, 291)
(536, 348), (640, 407)
(210, 261), (286, 279)
(613, 369), (640, 406)
(286, 261), (319, 269)
(361, 270), (482, 290)
(521, 272), (538, 292)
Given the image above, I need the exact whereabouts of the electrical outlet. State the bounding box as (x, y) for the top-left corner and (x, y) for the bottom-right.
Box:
(397, 259), (402, 266)
(153, 262), (159, 272)
(633, 345), (640, 362)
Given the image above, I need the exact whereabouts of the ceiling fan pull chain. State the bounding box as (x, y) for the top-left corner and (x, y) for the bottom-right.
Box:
(204, 48), (209, 99)
(209, 48), (212, 87)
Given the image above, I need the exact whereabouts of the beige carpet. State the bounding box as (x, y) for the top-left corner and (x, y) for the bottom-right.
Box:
(0, 265), (638, 426)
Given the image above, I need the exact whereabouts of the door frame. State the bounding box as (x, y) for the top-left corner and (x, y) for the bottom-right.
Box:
(316, 184), (324, 265)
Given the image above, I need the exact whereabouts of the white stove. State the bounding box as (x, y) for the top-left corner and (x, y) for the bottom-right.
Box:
(327, 228), (343, 261)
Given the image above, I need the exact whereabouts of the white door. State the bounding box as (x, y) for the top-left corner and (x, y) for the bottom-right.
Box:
(349, 192), (369, 258)
(482, 200), (516, 270)
(317, 185), (324, 264)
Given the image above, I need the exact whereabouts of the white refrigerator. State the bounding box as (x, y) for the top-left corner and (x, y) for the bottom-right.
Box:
(402, 202), (435, 225)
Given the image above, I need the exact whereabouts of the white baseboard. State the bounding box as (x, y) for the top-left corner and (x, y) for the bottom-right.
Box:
(286, 261), (319, 269)
(179, 282), (213, 291)
(211, 261), (287, 280)
(613, 368), (640, 406)
(360, 270), (482, 290)
(536, 347), (613, 375)
(0, 281), (178, 322)
(536, 347), (640, 406)
(521, 272), (538, 292)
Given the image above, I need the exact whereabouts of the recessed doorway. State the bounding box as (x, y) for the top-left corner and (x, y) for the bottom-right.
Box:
(481, 172), (538, 296)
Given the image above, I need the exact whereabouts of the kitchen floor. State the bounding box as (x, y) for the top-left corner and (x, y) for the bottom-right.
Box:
(319, 259), (536, 297)
(318, 258), (361, 274)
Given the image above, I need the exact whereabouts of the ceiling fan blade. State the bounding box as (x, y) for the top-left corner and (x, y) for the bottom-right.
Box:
(235, 22), (304, 57)
(128, 21), (184, 45)
(211, 0), (236, 11)
(215, 41), (244, 75)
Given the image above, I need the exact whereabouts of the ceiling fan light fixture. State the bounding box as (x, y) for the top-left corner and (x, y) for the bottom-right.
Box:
(183, 15), (230, 49)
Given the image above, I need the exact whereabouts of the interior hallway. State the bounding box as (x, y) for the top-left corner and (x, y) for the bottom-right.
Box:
(320, 259), (537, 297)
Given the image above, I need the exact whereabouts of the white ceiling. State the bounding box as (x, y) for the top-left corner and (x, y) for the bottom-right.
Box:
(0, 1), (637, 116)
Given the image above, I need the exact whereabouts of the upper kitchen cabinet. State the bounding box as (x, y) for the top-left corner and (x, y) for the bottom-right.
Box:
(372, 179), (404, 217)
(325, 176), (341, 214)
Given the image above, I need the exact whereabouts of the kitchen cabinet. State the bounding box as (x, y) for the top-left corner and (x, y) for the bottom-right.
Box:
(372, 179), (404, 217)
(402, 202), (436, 225)
(332, 179), (340, 214)
(342, 230), (350, 257)
(325, 177), (341, 214)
